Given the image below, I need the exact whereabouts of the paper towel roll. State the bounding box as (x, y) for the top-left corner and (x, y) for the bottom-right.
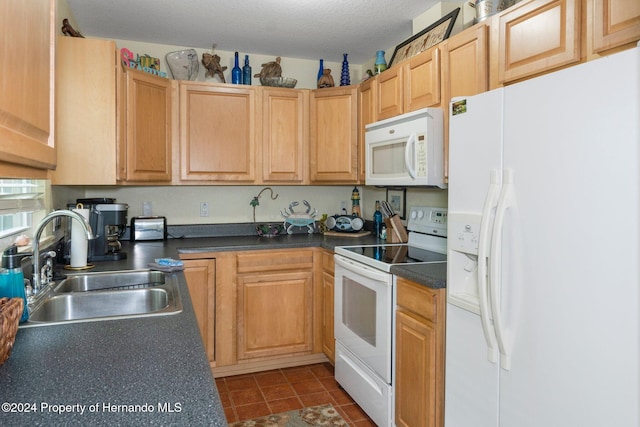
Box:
(70, 208), (90, 267)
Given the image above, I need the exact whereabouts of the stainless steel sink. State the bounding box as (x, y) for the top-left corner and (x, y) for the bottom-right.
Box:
(53, 270), (166, 293)
(22, 270), (182, 327)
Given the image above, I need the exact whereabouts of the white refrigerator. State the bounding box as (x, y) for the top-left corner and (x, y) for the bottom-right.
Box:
(445, 46), (639, 427)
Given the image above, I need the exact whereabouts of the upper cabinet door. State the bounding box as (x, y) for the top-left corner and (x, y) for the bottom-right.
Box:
(309, 86), (359, 183)
(180, 83), (258, 182)
(0, 0), (56, 171)
(497, 0), (581, 84)
(376, 66), (404, 120)
(588, 0), (640, 56)
(262, 87), (309, 183)
(404, 46), (442, 111)
(123, 69), (174, 182)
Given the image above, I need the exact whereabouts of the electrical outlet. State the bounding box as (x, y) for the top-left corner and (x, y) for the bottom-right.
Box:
(200, 202), (209, 217)
(339, 201), (347, 213)
(143, 201), (153, 216)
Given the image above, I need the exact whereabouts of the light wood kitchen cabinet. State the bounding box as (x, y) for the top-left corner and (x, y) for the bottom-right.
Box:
(309, 86), (359, 183)
(320, 249), (335, 364)
(118, 68), (174, 182)
(442, 23), (489, 179)
(376, 65), (404, 120)
(586, 0), (640, 58)
(179, 82), (258, 182)
(395, 278), (446, 427)
(376, 46), (442, 121)
(236, 249), (315, 360)
(358, 78), (376, 183)
(180, 248), (326, 377)
(261, 87), (309, 183)
(496, 0), (581, 85)
(52, 37), (119, 185)
(0, 0), (55, 175)
(182, 258), (216, 363)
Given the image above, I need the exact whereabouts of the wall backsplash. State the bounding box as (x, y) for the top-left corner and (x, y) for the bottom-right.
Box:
(52, 185), (447, 226)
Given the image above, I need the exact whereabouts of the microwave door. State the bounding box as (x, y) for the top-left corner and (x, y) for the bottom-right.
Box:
(367, 136), (413, 185)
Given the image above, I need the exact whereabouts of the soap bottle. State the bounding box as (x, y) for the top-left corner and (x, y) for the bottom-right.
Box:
(1, 245), (28, 322)
(232, 52), (242, 84)
(242, 55), (252, 85)
(374, 201), (383, 238)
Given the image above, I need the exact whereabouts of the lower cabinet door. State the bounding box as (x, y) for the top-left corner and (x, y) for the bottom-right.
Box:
(237, 270), (313, 359)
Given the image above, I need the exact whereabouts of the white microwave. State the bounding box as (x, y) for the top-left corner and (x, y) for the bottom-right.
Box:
(365, 108), (446, 188)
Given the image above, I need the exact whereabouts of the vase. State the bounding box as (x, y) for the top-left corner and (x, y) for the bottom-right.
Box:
(340, 53), (350, 86)
(375, 50), (387, 74)
(317, 59), (324, 86)
(242, 55), (252, 85)
(232, 52), (242, 84)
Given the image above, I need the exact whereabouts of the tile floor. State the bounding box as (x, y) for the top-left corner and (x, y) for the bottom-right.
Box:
(216, 362), (376, 426)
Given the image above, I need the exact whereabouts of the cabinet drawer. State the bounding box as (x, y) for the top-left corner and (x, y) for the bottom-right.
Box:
(237, 249), (314, 273)
(396, 278), (439, 323)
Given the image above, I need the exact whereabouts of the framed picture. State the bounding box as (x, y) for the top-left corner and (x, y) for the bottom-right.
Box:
(386, 188), (406, 219)
(388, 8), (460, 68)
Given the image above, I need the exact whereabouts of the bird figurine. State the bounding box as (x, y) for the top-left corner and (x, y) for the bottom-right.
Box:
(61, 18), (84, 38)
(318, 69), (335, 88)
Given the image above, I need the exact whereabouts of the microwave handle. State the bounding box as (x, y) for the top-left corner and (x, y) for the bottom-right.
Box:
(404, 133), (417, 179)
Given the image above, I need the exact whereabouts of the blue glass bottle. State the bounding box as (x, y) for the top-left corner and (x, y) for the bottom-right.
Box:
(1, 245), (28, 323)
(232, 52), (242, 84)
(340, 53), (350, 86)
(374, 200), (383, 238)
(242, 55), (252, 85)
(317, 59), (324, 85)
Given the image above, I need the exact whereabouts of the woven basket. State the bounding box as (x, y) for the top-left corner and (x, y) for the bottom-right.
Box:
(0, 297), (23, 366)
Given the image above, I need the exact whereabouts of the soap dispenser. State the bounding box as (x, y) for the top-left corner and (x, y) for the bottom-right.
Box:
(0, 245), (28, 322)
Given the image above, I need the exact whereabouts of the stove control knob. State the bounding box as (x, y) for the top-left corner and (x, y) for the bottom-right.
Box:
(417, 210), (425, 219)
(411, 210), (418, 220)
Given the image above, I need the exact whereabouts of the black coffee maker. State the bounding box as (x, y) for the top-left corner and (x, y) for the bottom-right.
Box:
(68, 198), (128, 262)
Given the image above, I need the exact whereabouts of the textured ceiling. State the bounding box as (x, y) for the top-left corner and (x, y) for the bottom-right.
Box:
(66, 0), (452, 64)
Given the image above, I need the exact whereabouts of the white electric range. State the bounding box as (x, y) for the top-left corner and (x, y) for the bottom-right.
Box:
(333, 206), (447, 427)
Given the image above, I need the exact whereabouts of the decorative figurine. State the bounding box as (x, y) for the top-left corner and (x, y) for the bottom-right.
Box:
(340, 53), (350, 86)
(362, 69), (374, 82)
(254, 56), (282, 81)
(202, 53), (227, 83)
(280, 201), (318, 234)
(318, 69), (335, 88)
(61, 18), (84, 37)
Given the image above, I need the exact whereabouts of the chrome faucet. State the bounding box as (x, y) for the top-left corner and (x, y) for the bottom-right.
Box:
(31, 210), (94, 295)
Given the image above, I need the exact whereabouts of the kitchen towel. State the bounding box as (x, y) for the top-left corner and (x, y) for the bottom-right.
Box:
(70, 207), (90, 268)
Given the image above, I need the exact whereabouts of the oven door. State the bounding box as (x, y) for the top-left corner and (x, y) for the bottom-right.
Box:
(334, 254), (393, 382)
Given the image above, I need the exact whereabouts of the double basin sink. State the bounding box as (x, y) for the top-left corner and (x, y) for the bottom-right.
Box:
(22, 270), (182, 327)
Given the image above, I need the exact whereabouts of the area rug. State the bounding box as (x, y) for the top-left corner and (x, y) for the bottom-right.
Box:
(228, 404), (348, 427)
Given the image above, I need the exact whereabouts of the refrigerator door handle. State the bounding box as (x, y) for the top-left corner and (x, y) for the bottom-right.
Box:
(478, 169), (501, 363)
(404, 133), (417, 179)
(490, 169), (514, 371)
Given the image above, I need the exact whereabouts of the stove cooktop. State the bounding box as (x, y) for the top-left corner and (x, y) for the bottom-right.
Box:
(335, 244), (446, 272)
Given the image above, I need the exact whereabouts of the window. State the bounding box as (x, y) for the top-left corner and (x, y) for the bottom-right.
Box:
(0, 179), (48, 250)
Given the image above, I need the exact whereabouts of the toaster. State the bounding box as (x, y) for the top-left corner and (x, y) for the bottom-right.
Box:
(131, 216), (167, 241)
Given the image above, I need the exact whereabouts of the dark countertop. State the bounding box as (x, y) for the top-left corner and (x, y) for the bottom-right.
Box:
(0, 231), (446, 425)
(170, 233), (447, 289)
(0, 247), (225, 427)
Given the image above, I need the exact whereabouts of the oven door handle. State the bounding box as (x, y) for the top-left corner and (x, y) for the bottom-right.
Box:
(335, 255), (392, 283)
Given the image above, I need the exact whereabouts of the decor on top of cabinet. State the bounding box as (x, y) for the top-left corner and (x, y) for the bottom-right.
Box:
(388, 7), (459, 67)
(251, 187), (284, 237)
(201, 52), (226, 82)
(280, 201), (318, 234)
(165, 49), (199, 81)
(374, 50), (387, 74)
(254, 56), (297, 88)
(61, 18), (84, 37)
(120, 48), (168, 78)
(318, 69), (335, 88)
(340, 53), (350, 86)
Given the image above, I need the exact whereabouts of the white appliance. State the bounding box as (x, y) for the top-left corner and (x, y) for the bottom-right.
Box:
(446, 46), (639, 427)
(334, 207), (447, 427)
(365, 108), (446, 188)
